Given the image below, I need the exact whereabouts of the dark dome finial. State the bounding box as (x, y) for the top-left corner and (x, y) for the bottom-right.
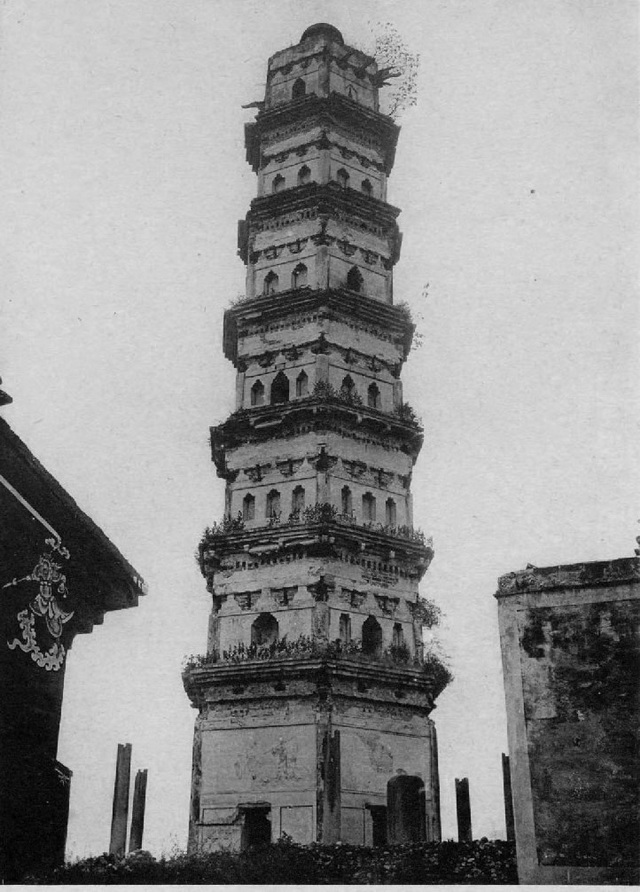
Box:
(300, 23), (344, 46)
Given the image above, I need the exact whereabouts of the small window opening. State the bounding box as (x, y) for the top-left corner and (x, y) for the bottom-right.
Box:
(271, 371), (290, 404)
(361, 178), (373, 196)
(392, 622), (404, 649)
(385, 498), (397, 527)
(251, 613), (279, 647)
(346, 266), (363, 292)
(297, 165), (311, 186)
(242, 493), (255, 521)
(341, 485), (352, 515)
(368, 382), (381, 409)
(336, 167), (349, 189)
(296, 370), (308, 397)
(339, 613), (352, 644)
(250, 380), (265, 406)
(266, 489), (281, 520)
(340, 375), (356, 399)
(263, 271), (279, 295)
(291, 262), (308, 289)
(362, 492), (376, 523)
(292, 78), (306, 100)
(362, 615), (383, 657)
(272, 174), (285, 194)
(291, 486), (305, 514)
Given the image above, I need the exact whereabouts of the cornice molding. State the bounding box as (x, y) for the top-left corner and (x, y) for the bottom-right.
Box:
(223, 288), (414, 364)
(183, 654), (436, 712)
(245, 94), (399, 173)
(209, 399), (424, 475)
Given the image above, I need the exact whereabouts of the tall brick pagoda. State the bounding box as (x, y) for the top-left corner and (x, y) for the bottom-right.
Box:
(183, 23), (447, 851)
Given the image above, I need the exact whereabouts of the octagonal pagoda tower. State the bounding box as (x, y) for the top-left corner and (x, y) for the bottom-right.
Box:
(184, 23), (445, 852)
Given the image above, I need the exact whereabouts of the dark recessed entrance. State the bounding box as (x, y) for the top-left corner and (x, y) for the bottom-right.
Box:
(240, 804), (271, 849)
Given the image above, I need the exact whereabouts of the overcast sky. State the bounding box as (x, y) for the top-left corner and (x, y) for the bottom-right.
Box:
(1, 0), (637, 857)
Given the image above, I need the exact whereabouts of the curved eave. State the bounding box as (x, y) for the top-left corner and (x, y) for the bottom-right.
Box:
(183, 654), (436, 711)
(210, 399), (424, 473)
(246, 181), (401, 231)
(0, 418), (147, 636)
(245, 93), (399, 173)
(199, 519), (433, 577)
(223, 288), (415, 364)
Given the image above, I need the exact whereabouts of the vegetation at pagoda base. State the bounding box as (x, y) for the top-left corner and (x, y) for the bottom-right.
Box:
(182, 634), (453, 699)
(26, 838), (520, 885)
(197, 503), (431, 556)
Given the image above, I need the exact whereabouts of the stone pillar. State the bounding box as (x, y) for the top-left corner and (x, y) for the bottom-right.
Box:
(109, 743), (132, 856)
(502, 753), (515, 841)
(387, 774), (426, 844)
(316, 353), (329, 383)
(427, 722), (442, 841)
(318, 725), (341, 843)
(235, 371), (245, 410)
(455, 777), (472, 842)
(207, 612), (220, 655)
(128, 769), (148, 852)
(392, 379), (403, 408)
(316, 244), (330, 289)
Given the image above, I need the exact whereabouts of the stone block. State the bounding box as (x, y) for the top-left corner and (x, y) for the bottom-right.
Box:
(496, 557), (640, 884)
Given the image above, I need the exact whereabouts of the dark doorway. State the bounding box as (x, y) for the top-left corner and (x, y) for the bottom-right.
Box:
(241, 806), (271, 849)
(369, 805), (387, 846)
(271, 371), (290, 404)
(362, 615), (383, 657)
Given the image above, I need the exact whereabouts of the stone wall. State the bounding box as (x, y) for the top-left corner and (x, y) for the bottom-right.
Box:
(496, 557), (640, 884)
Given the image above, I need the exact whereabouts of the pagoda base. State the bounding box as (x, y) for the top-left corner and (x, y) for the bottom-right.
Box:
(185, 656), (441, 851)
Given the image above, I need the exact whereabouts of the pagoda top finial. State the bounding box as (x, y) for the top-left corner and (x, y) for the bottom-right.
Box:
(299, 23), (344, 46)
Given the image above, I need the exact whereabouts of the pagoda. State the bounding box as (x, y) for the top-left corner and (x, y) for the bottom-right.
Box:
(183, 23), (446, 851)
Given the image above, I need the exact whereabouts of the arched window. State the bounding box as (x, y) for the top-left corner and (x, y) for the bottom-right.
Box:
(251, 613), (278, 647)
(339, 613), (352, 644)
(362, 615), (383, 657)
(266, 489), (281, 520)
(346, 266), (363, 292)
(385, 498), (397, 527)
(270, 370), (289, 404)
(368, 382), (381, 409)
(291, 263), (308, 289)
(361, 178), (373, 196)
(340, 375), (356, 399)
(296, 370), (308, 397)
(291, 486), (305, 514)
(392, 622), (405, 649)
(341, 485), (352, 516)
(297, 165), (311, 186)
(272, 174), (285, 194)
(347, 85), (358, 101)
(292, 78), (306, 100)
(362, 492), (376, 523)
(263, 271), (279, 295)
(242, 493), (255, 521)
(250, 380), (265, 406)
(336, 167), (349, 189)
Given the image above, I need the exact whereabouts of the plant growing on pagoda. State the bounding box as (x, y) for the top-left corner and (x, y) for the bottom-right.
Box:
(368, 21), (420, 120)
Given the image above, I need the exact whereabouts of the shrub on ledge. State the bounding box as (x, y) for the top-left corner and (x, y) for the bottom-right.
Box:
(182, 634), (453, 698)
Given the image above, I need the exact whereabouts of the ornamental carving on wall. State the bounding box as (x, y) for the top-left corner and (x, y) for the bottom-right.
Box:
(4, 537), (74, 672)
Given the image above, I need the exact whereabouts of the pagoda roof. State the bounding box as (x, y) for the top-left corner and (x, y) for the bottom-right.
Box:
(0, 417), (146, 636)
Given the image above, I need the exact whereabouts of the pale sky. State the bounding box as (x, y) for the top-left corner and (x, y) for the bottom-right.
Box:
(1, 0), (638, 858)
